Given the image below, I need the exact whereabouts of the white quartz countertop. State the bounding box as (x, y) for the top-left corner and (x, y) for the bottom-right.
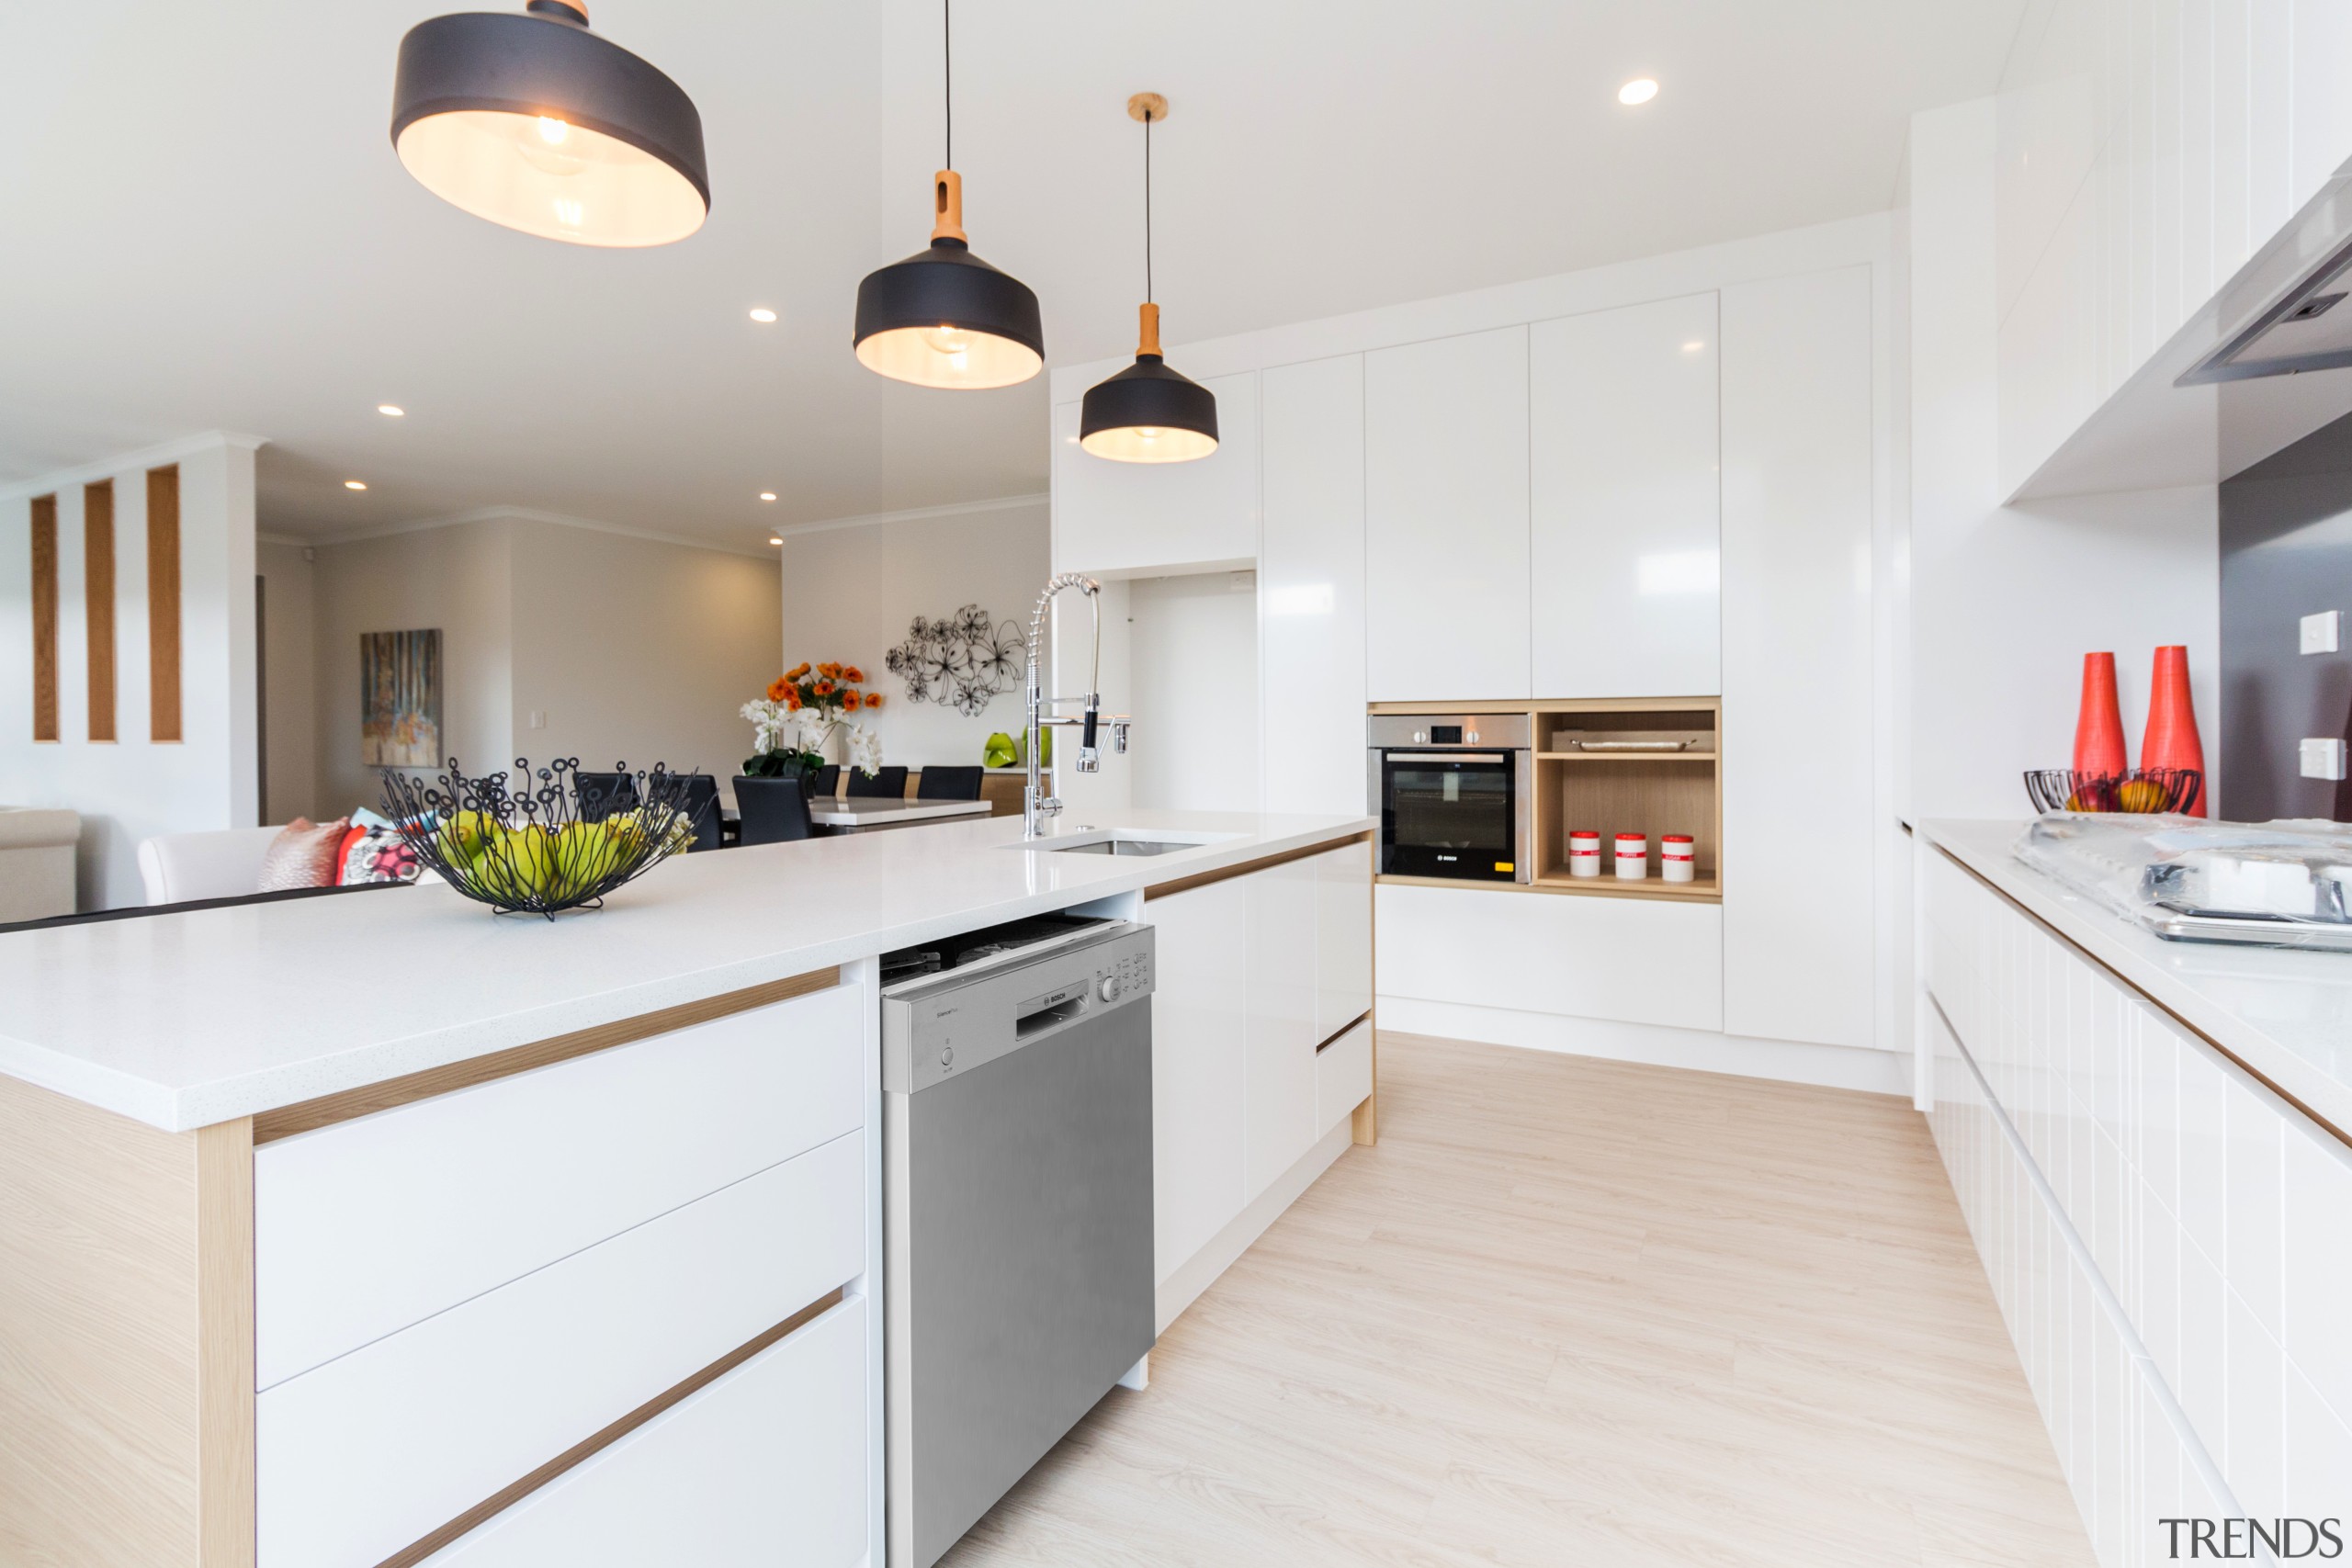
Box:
(0, 810), (1370, 1132)
(1920, 819), (2352, 1137)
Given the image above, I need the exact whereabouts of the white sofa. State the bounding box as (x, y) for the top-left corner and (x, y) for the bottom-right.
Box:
(137, 826), (284, 906)
(0, 807), (81, 922)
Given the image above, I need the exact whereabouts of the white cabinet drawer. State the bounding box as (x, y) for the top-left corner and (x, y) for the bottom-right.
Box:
(1311, 841), (1373, 1043)
(258, 1129), (864, 1568)
(1316, 1018), (1374, 1138)
(424, 1298), (866, 1568)
(256, 979), (860, 1389)
(1376, 883), (1723, 1033)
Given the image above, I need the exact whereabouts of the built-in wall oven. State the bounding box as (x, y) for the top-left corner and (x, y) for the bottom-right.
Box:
(1368, 714), (1533, 883)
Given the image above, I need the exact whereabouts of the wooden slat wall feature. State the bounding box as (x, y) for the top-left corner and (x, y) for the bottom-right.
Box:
(30, 494), (59, 742)
(85, 480), (117, 741)
(252, 965), (842, 1143)
(1140, 831), (1375, 903)
(0, 1072), (255, 1568)
(147, 465), (182, 743)
(372, 1289), (845, 1568)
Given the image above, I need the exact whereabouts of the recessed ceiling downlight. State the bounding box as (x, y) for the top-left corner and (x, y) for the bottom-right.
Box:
(759, 491), (777, 502)
(345, 479), (369, 491)
(378, 403), (406, 417)
(390, 0), (709, 247)
(749, 308), (777, 323)
(1618, 77), (1659, 106)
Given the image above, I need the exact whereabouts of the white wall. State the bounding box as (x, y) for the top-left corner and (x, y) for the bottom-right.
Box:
(1910, 99), (2222, 825)
(1126, 571), (1260, 814)
(310, 513), (782, 815)
(0, 434), (261, 909)
(508, 517), (780, 787)
(779, 499), (1048, 771)
(311, 518), (515, 818)
(258, 538), (319, 824)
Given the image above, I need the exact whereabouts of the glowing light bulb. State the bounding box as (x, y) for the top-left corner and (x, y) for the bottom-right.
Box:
(1137, 427), (1162, 440)
(537, 117), (569, 145)
(920, 325), (970, 367)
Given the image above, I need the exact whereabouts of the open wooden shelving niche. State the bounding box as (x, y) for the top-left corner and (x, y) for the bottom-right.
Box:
(1371, 696), (1722, 904)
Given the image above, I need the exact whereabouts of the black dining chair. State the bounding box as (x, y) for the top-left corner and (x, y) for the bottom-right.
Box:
(732, 776), (814, 845)
(678, 773), (723, 851)
(845, 765), (909, 799)
(812, 764), (841, 799)
(915, 765), (983, 801)
(573, 771), (640, 823)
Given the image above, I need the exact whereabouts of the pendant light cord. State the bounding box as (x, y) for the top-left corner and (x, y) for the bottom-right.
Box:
(943, 0), (953, 169)
(1144, 105), (1153, 304)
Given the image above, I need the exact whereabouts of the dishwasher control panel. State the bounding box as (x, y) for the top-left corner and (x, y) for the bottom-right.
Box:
(881, 920), (1154, 1094)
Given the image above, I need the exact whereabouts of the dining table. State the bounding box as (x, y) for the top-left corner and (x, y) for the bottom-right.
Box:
(721, 795), (995, 838)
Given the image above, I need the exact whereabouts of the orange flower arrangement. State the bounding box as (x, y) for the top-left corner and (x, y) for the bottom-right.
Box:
(864, 692), (884, 710)
(841, 690), (862, 712)
(744, 658), (879, 777)
(812, 678), (836, 697)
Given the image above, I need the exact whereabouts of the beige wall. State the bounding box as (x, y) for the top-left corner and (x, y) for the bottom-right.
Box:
(308, 515), (778, 817)
(256, 539), (318, 823)
(779, 500), (1047, 771)
(507, 518), (781, 790)
(311, 519), (515, 818)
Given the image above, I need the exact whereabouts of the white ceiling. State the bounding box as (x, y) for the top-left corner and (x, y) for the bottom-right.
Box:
(0, 1), (2027, 552)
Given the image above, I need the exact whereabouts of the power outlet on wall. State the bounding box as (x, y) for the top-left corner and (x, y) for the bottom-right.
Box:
(528, 711), (547, 730)
(2300, 737), (2347, 781)
(2301, 610), (2340, 656)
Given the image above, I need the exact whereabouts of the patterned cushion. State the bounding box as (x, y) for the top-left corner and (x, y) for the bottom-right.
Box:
(337, 824), (420, 886)
(254, 818), (350, 893)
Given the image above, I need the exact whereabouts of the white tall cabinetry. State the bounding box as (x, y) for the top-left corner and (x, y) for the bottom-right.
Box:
(1529, 292), (1721, 698)
(1261, 354), (1368, 815)
(1363, 327), (1531, 702)
(1719, 267), (1875, 1051)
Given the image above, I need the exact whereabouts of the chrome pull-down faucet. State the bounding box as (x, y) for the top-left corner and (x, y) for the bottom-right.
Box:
(1023, 574), (1131, 839)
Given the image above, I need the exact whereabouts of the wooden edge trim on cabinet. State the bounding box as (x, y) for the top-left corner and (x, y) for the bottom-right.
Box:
(1315, 1010), (1373, 1053)
(1929, 845), (2352, 1154)
(1142, 831), (1374, 902)
(1354, 834), (1378, 1145)
(253, 966), (842, 1143)
(197, 1116), (256, 1567)
(370, 1288), (847, 1568)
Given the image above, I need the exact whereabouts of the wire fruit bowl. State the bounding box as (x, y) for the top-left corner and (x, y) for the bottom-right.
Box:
(383, 758), (705, 918)
(2022, 768), (2203, 816)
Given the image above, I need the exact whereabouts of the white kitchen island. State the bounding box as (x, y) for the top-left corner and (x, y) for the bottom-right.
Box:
(0, 808), (1374, 1568)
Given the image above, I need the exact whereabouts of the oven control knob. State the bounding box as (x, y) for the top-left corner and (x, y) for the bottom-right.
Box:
(1467, 729), (1480, 742)
(940, 1047), (954, 1068)
(1412, 730), (1428, 744)
(1099, 975), (1123, 1003)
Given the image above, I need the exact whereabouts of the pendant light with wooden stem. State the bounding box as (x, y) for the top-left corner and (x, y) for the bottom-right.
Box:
(390, 0), (709, 247)
(1080, 94), (1217, 463)
(854, 0), (1044, 389)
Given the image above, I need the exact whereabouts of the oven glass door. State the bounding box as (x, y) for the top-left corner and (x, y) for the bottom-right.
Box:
(1380, 752), (1518, 880)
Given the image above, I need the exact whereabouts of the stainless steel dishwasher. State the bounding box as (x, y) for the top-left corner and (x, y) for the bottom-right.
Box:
(880, 914), (1157, 1568)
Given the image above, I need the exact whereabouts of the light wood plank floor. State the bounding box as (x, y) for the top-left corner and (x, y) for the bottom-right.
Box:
(943, 1032), (2093, 1568)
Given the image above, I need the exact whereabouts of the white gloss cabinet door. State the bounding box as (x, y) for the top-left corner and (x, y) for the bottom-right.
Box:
(423, 1300), (866, 1568)
(1364, 327), (1531, 701)
(1244, 854), (1320, 1202)
(1261, 354), (1368, 816)
(1530, 293), (1720, 698)
(1052, 373), (1260, 577)
(1148, 876), (1250, 1284)
(1312, 841), (1373, 1043)
(1720, 265), (1875, 1051)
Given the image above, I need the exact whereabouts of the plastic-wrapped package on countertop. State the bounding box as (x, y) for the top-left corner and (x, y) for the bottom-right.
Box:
(2014, 814), (2352, 951)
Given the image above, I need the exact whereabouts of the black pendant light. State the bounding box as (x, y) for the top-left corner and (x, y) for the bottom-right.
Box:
(1080, 94), (1217, 463)
(854, 0), (1044, 389)
(390, 0), (708, 247)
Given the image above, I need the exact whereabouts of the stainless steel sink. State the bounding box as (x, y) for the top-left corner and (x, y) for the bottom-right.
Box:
(1008, 829), (1241, 856)
(1050, 839), (1193, 856)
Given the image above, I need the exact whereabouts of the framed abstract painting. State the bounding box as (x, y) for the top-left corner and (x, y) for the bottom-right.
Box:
(361, 628), (442, 768)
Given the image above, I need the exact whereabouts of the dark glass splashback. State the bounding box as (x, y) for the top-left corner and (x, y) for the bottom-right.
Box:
(2220, 412), (2352, 822)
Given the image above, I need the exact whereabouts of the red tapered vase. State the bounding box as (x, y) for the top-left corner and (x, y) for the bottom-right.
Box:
(2141, 645), (2207, 816)
(2072, 652), (2128, 779)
